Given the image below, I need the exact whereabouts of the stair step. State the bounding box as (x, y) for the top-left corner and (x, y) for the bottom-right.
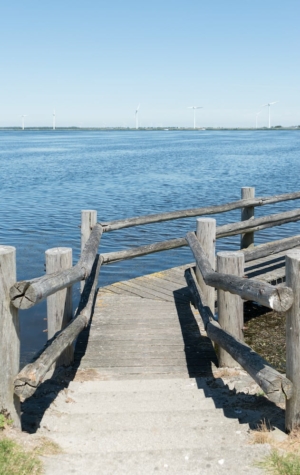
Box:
(38, 408), (238, 433)
(67, 377), (208, 393)
(42, 446), (268, 475)
(43, 425), (249, 453)
(48, 389), (219, 414)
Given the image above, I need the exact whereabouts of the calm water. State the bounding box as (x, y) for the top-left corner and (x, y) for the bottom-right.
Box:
(0, 130), (299, 364)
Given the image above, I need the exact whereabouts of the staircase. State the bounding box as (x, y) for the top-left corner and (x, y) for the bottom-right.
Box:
(36, 378), (269, 474)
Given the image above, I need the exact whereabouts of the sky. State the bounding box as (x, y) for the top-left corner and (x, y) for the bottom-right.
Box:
(0, 1), (299, 128)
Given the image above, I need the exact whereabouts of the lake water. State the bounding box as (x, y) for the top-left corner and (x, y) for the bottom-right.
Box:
(0, 129), (299, 364)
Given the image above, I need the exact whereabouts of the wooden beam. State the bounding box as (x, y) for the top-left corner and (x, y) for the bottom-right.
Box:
(100, 191), (300, 232)
(217, 208), (300, 238)
(242, 234), (300, 262)
(14, 255), (101, 401)
(10, 223), (103, 309)
(46, 247), (73, 367)
(217, 251), (244, 368)
(81, 210), (97, 292)
(186, 231), (293, 312)
(0, 246), (20, 427)
(195, 218), (216, 314)
(101, 237), (187, 264)
(286, 250), (300, 432)
(185, 268), (293, 404)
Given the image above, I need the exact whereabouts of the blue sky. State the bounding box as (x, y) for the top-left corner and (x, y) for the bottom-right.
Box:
(1, 1), (299, 127)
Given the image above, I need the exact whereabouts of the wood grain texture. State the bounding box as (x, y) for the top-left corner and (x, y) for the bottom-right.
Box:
(186, 231), (293, 312)
(100, 191), (300, 232)
(217, 208), (300, 238)
(217, 251), (244, 368)
(81, 210), (97, 291)
(73, 265), (218, 380)
(185, 267), (293, 403)
(46, 247), (73, 367)
(195, 218), (216, 314)
(0, 246), (20, 427)
(285, 250), (300, 432)
(14, 256), (101, 401)
(10, 223), (103, 309)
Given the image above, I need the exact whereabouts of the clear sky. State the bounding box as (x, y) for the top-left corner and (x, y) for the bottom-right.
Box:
(1, 1), (299, 128)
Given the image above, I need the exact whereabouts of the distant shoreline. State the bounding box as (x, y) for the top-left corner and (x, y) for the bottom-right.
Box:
(0, 127), (299, 132)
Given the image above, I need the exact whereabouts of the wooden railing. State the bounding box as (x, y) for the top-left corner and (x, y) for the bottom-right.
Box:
(1, 187), (300, 432)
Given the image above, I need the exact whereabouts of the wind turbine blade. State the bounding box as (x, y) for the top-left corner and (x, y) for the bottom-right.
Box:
(269, 101), (278, 105)
(261, 104), (268, 108)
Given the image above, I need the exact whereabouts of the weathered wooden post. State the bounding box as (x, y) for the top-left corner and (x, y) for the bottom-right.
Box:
(286, 249), (300, 432)
(241, 187), (255, 249)
(81, 210), (97, 291)
(46, 247), (73, 366)
(217, 251), (244, 367)
(0, 246), (20, 427)
(196, 218), (216, 314)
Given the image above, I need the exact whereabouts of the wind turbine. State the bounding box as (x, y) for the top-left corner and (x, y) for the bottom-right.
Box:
(53, 110), (56, 130)
(261, 102), (278, 129)
(256, 110), (262, 129)
(187, 106), (203, 129)
(135, 104), (140, 129)
(20, 115), (27, 130)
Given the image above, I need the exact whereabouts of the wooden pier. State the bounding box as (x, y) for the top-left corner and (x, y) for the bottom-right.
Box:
(2, 188), (300, 473)
(74, 264), (218, 380)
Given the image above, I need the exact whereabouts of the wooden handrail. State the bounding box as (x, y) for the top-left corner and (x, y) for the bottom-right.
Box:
(10, 224), (103, 309)
(185, 267), (293, 403)
(100, 191), (300, 232)
(186, 231), (294, 312)
(243, 234), (300, 262)
(14, 255), (102, 401)
(217, 208), (300, 238)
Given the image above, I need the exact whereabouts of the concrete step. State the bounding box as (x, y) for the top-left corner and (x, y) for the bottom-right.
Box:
(43, 424), (250, 453)
(42, 446), (268, 475)
(67, 377), (208, 393)
(38, 408), (238, 434)
(49, 389), (219, 414)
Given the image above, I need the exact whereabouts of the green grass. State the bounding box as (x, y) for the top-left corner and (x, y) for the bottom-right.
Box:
(0, 438), (42, 475)
(260, 450), (300, 475)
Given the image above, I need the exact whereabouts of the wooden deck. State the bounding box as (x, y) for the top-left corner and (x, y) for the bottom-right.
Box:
(74, 248), (290, 380)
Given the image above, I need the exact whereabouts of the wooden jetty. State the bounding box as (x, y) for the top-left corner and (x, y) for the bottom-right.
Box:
(2, 187), (300, 472)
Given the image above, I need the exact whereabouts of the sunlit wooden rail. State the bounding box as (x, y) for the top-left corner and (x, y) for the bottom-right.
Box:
(1, 187), (300, 433)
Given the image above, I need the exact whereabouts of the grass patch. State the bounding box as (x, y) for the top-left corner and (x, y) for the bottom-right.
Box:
(251, 419), (273, 445)
(0, 437), (42, 475)
(259, 450), (300, 474)
(0, 411), (13, 430)
(34, 437), (61, 456)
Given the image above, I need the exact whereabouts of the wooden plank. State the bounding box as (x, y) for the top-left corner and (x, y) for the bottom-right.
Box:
(113, 281), (174, 301)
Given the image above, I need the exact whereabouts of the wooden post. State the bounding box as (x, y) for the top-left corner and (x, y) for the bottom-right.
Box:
(0, 246), (20, 427)
(286, 249), (300, 432)
(217, 251), (244, 367)
(196, 218), (216, 314)
(46, 247), (73, 367)
(81, 210), (97, 291)
(241, 187), (255, 249)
